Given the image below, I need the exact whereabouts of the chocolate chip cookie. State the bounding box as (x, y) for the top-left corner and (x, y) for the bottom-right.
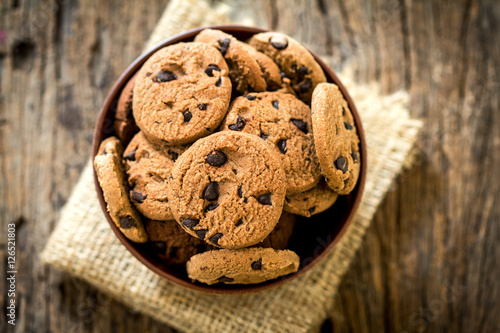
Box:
(167, 131), (286, 249)
(311, 83), (361, 194)
(186, 247), (300, 285)
(194, 29), (266, 94)
(114, 72), (139, 144)
(257, 211), (296, 249)
(94, 137), (148, 243)
(221, 92), (321, 194)
(123, 132), (188, 221)
(145, 219), (213, 266)
(133, 42), (232, 146)
(240, 42), (282, 91)
(248, 32), (326, 103)
(284, 179), (338, 217)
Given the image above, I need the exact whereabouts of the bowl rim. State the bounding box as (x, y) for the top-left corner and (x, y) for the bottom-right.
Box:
(92, 25), (367, 295)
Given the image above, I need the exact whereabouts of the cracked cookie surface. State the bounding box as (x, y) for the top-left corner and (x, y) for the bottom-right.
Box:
(186, 247), (300, 285)
(311, 83), (361, 194)
(123, 132), (188, 221)
(167, 131), (286, 249)
(133, 42), (231, 145)
(249, 32), (326, 103)
(221, 92), (321, 194)
(256, 211), (296, 249)
(284, 179), (338, 217)
(94, 137), (148, 243)
(195, 29), (266, 95)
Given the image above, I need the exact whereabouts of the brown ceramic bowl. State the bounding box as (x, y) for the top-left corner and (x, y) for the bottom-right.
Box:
(92, 25), (367, 295)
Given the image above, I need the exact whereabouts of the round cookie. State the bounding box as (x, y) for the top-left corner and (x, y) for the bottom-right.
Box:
(94, 137), (147, 243)
(311, 83), (361, 194)
(256, 211), (296, 249)
(240, 42), (282, 91)
(221, 92), (321, 194)
(194, 29), (266, 94)
(167, 131), (286, 249)
(133, 42), (232, 146)
(114, 72), (139, 144)
(248, 32), (326, 103)
(284, 179), (338, 217)
(145, 219), (213, 266)
(123, 132), (188, 221)
(186, 247), (300, 285)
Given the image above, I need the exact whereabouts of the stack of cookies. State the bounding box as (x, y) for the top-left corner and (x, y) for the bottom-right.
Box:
(94, 29), (361, 285)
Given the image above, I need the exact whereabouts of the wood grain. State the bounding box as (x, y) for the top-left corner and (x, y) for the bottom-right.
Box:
(1, 0), (499, 332)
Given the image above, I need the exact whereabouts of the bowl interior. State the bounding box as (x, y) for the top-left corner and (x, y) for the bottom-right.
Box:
(92, 25), (367, 294)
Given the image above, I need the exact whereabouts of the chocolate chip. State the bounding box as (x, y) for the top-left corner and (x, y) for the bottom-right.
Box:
(285, 197), (291, 203)
(228, 115), (245, 131)
(308, 206), (316, 214)
(103, 148), (108, 155)
(277, 140), (287, 154)
(206, 150), (227, 167)
(215, 77), (222, 87)
(344, 122), (353, 130)
(195, 229), (207, 240)
(209, 233), (223, 245)
(183, 110), (192, 123)
(296, 65), (309, 77)
(205, 203), (219, 212)
(203, 182), (219, 201)
(119, 216), (136, 229)
(182, 218), (199, 230)
(198, 103), (207, 110)
(168, 150), (179, 161)
(131, 191), (147, 203)
(280, 72), (287, 80)
(271, 100), (279, 110)
(251, 258), (262, 270)
(342, 105), (346, 115)
(245, 95), (257, 101)
(123, 151), (136, 161)
(218, 276), (234, 283)
(218, 38), (231, 56)
(260, 132), (268, 140)
(291, 119), (308, 134)
(298, 78), (312, 93)
(146, 72), (152, 77)
(153, 70), (176, 83)
(270, 35), (288, 50)
(335, 156), (348, 173)
(238, 186), (243, 198)
(257, 194), (272, 205)
(351, 152), (359, 163)
(235, 219), (243, 226)
(169, 246), (178, 258)
(152, 241), (166, 253)
(205, 64), (221, 77)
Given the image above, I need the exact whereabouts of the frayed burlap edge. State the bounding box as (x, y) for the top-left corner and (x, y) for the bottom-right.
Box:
(41, 1), (423, 332)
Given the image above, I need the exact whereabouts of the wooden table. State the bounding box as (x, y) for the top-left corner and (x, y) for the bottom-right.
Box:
(1, 0), (499, 332)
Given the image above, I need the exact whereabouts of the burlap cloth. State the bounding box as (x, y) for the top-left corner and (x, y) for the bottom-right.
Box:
(41, 1), (423, 332)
